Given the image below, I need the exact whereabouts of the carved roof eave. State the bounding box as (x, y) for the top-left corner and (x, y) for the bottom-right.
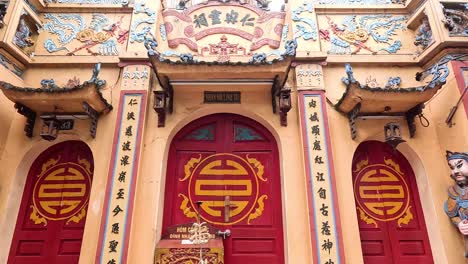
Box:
(334, 63), (446, 115)
(148, 53), (293, 87)
(0, 80), (112, 114)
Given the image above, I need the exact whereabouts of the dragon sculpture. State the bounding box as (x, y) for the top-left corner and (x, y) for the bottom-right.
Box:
(320, 15), (407, 54)
(43, 13), (128, 55)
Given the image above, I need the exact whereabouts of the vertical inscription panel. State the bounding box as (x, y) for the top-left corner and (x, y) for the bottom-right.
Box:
(299, 92), (345, 264)
(96, 91), (147, 264)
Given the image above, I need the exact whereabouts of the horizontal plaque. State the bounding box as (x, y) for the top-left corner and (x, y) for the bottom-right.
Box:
(204, 91), (241, 104)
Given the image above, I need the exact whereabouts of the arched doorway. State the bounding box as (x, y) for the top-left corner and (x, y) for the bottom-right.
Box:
(352, 140), (433, 263)
(163, 113), (285, 264)
(8, 141), (94, 264)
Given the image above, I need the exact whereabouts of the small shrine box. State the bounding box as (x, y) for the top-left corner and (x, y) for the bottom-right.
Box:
(154, 223), (224, 264)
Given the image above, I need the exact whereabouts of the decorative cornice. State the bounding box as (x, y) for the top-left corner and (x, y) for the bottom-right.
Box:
(146, 33), (297, 65)
(0, 63), (112, 112)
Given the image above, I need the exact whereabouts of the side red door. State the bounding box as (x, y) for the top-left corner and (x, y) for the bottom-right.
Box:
(8, 141), (94, 264)
(163, 114), (285, 264)
(352, 140), (433, 264)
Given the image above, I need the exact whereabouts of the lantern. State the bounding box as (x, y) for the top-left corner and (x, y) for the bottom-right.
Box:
(279, 88), (291, 126)
(384, 122), (405, 149)
(40, 118), (59, 141)
(154, 90), (167, 127)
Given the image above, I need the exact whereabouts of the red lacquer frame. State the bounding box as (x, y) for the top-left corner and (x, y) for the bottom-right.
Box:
(451, 61), (468, 117)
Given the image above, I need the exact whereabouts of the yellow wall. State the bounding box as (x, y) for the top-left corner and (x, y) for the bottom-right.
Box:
(0, 66), (120, 264)
(127, 85), (314, 263)
(0, 0), (467, 262)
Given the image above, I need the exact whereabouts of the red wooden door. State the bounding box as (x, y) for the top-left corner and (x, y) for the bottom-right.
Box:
(352, 140), (433, 264)
(8, 141), (93, 264)
(163, 114), (285, 264)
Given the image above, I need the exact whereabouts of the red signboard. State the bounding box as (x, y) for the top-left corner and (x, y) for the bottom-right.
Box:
(8, 141), (93, 264)
(163, 114), (285, 264)
(352, 141), (433, 264)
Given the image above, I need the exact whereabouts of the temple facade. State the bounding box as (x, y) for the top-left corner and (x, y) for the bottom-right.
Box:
(0, 0), (467, 263)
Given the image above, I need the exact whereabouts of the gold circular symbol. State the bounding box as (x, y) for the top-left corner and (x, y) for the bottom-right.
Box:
(188, 153), (259, 225)
(33, 162), (91, 220)
(354, 164), (410, 222)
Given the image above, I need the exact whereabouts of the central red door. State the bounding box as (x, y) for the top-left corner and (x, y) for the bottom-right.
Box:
(352, 141), (433, 264)
(163, 113), (285, 264)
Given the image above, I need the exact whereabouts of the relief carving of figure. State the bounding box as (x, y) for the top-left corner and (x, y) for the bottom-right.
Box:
(414, 17), (432, 49)
(444, 151), (468, 257)
(13, 17), (35, 49)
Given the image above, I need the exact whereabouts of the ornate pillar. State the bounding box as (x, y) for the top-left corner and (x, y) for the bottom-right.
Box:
(296, 63), (346, 264)
(95, 64), (150, 264)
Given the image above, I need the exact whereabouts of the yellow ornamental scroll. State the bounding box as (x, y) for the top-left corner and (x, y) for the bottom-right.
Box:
(397, 206), (414, 227)
(179, 193), (198, 220)
(77, 156), (92, 174)
(39, 156), (60, 177)
(246, 155), (266, 181)
(247, 195), (268, 224)
(30, 205), (47, 226)
(357, 206), (378, 228)
(384, 157), (403, 175)
(353, 158), (369, 173)
(66, 208), (87, 225)
(181, 155), (202, 181)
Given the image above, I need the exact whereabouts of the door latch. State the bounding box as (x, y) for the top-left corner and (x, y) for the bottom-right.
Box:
(217, 229), (231, 239)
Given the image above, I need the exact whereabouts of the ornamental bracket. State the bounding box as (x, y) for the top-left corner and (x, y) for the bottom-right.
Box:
(14, 103), (36, 138)
(348, 103), (361, 140)
(405, 103), (424, 138)
(83, 102), (99, 138)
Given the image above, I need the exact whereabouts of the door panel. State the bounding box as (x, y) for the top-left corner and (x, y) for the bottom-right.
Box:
(8, 141), (93, 264)
(352, 141), (433, 264)
(164, 114), (285, 264)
